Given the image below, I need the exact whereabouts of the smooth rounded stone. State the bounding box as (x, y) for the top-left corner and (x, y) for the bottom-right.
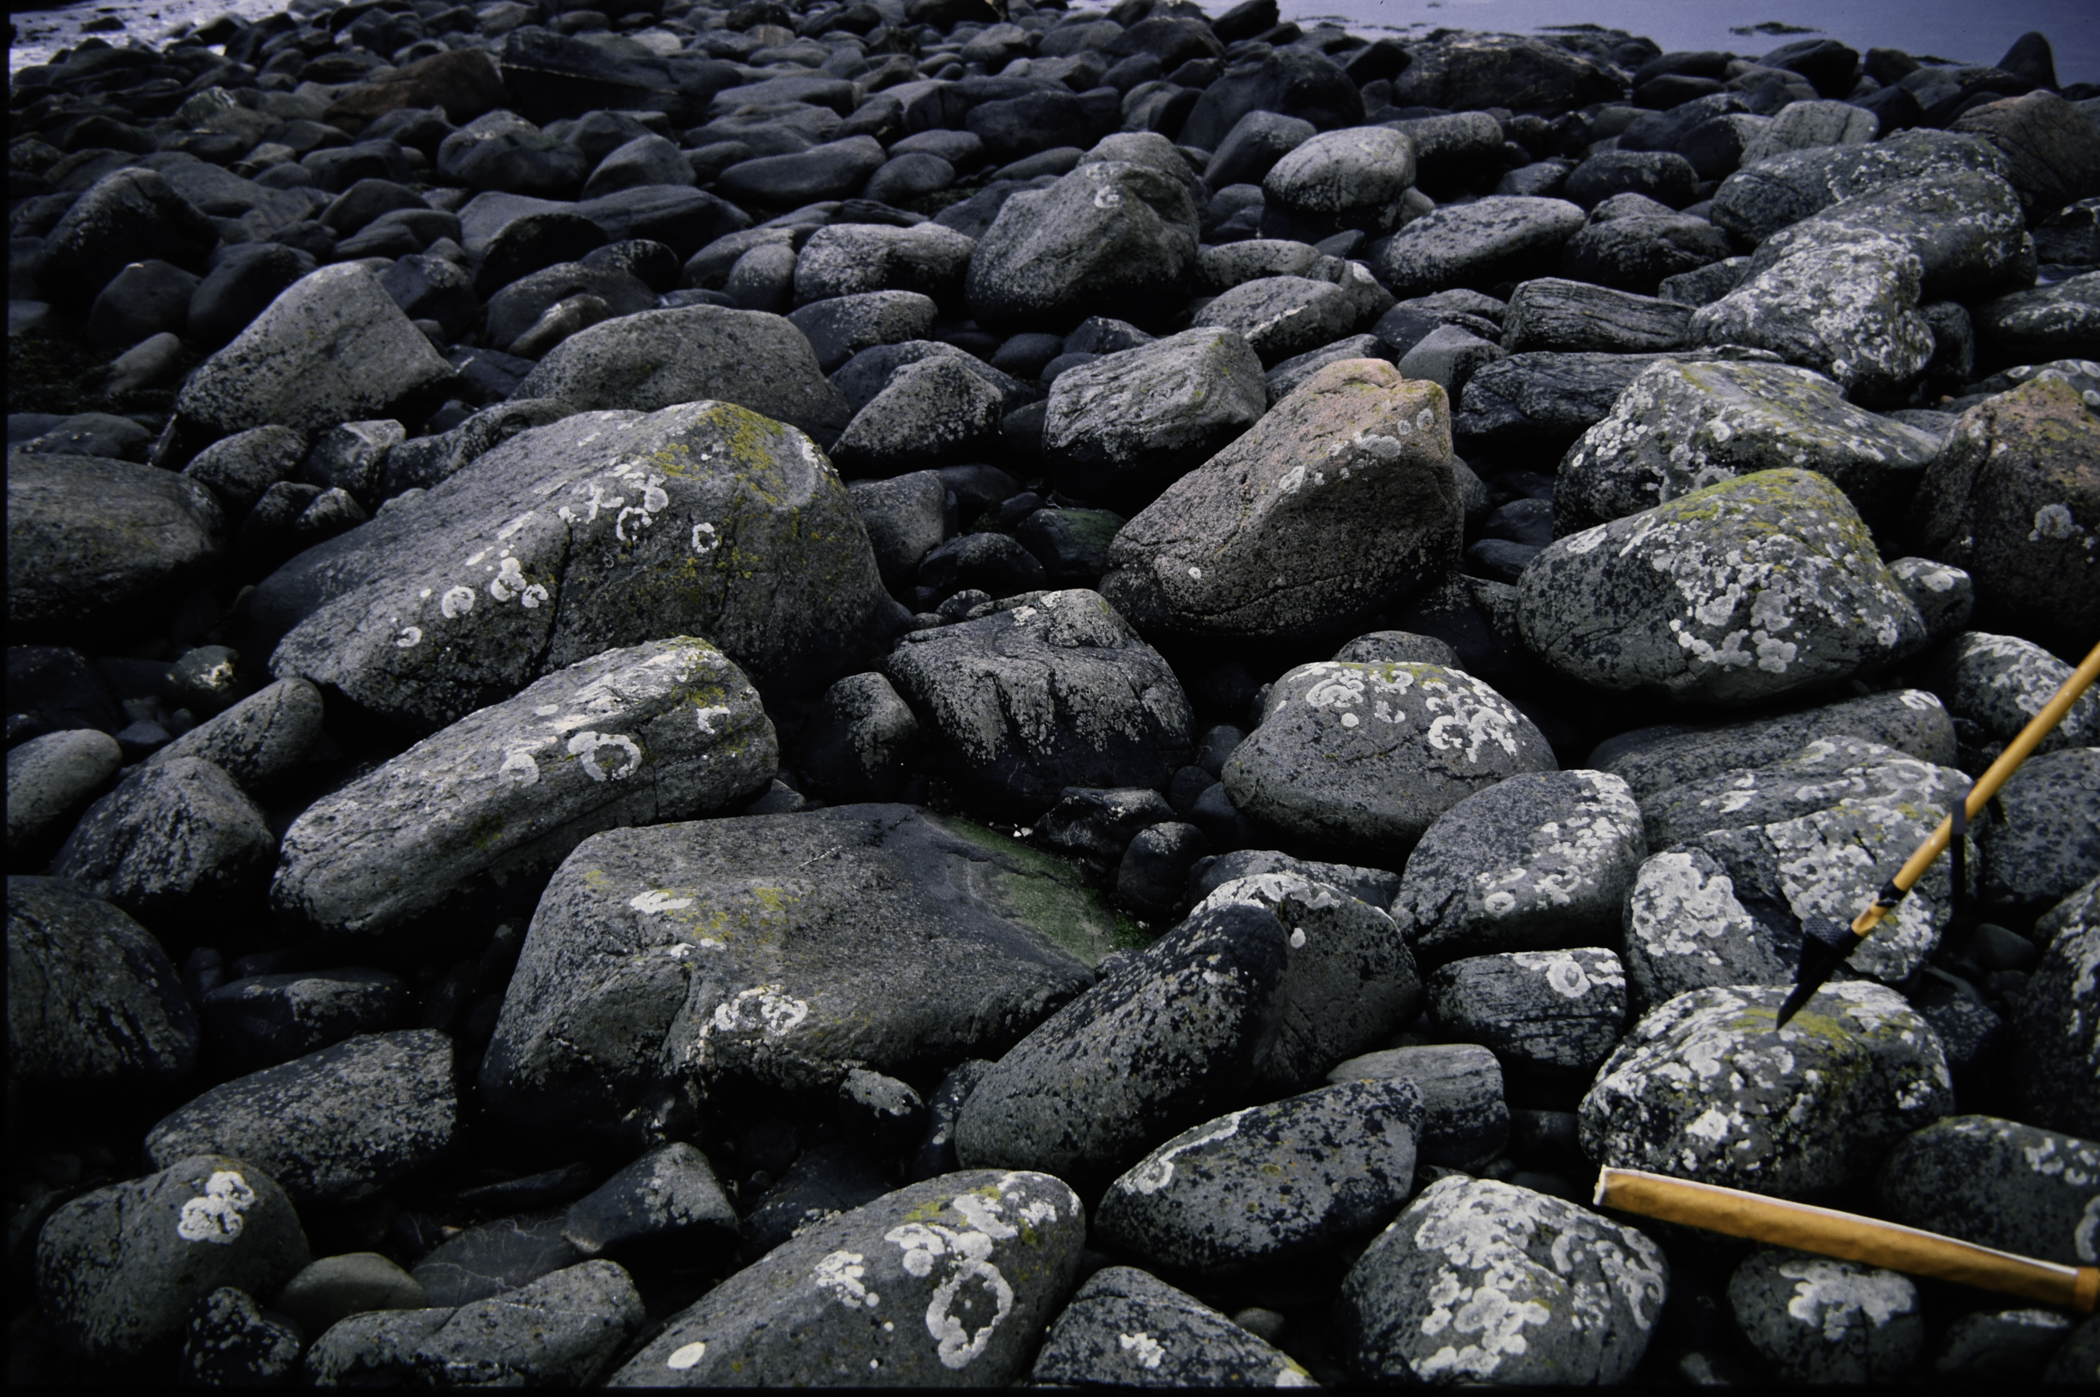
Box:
(1908, 378), (2100, 649)
(830, 355), (1005, 473)
(1932, 1307), (2077, 1382)
(583, 134), (693, 198)
(199, 969), (409, 1073)
(1371, 196), (1588, 299)
(965, 159), (1200, 332)
(1555, 359), (1944, 538)
(1580, 982), (1953, 1198)
(262, 402), (900, 733)
(273, 637), (772, 945)
(1205, 109), (1316, 189)
(1394, 320), (1506, 400)
(308, 1259), (643, 1387)
(1745, 168), (2028, 301)
(510, 305), (849, 439)
(1728, 1249), (1924, 1383)
(412, 1210), (582, 1306)
(435, 110), (589, 195)
(1015, 506), (1124, 585)
(800, 671), (922, 803)
(36, 1154), (308, 1364)
(1178, 40), (1360, 146)
(1563, 216), (1735, 301)
(1427, 948), (1629, 1077)
(1031, 1265), (1312, 1386)
(1040, 326), (1265, 509)
(1563, 149), (1699, 210)
(142, 677), (325, 794)
(1979, 748), (2100, 913)
(1383, 111), (1506, 194)
(481, 805), (1105, 1149)
(1709, 128), (2011, 244)
(1971, 274), (2100, 369)
(1102, 360), (1458, 642)
(7, 453), (226, 643)
(789, 222), (972, 308)
(1116, 821), (1211, 920)
(2015, 925), (2100, 1139)
(1519, 469), (1927, 706)
(1335, 1175), (1668, 1386)
(1390, 31), (1626, 113)
(17, 412), (154, 462)
(952, 901), (1286, 1190)
(1398, 771), (1646, 964)
(1189, 849), (1402, 913)
(1188, 276), (1359, 369)
(166, 264), (454, 458)
(866, 153), (957, 205)
(1735, 98), (1879, 166)
(562, 1142), (737, 1258)
(1639, 732), (1966, 855)
(1952, 89), (2100, 212)
(1327, 1043), (1508, 1168)
(720, 135), (889, 206)
(145, 1030), (457, 1206)
(1038, 788), (1177, 860)
(6, 876), (198, 1089)
(1332, 630), (1459, 670)
(739, 1142), (893, 1261)
(470, 210), (612, 301)
(881, 589), (1192, 817)
(277, 1252), (427, 1338)
(483, 262), (656, 354)
(787, 290), (939, 375)
(1097, 1077), (1422, 1275)
(846, 471), (945, 591)
(36, 168), (217, 308)
(188, 244), (318, 350)
(380, 398), (582, 496)
(180, 1284), (303, 1387)
(1261, 125), (1416, 235)
(1928, 632), (2100, 759)
(1499, 277), (1693, 355)
(1879, 1115), (2099, 1269)
(611, 1169), (1080, 1387)
(1221, 660), (1555, 861)
(5, 728), (121, 857)
(85, 258), (200, 349)
(50, 757), (273, 930)
(1195, 872), (1423, 1089)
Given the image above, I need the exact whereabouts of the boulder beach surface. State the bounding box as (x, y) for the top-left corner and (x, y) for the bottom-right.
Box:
(6, 0), (2099, 1386)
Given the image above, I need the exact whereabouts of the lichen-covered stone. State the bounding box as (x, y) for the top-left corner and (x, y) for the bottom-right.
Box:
(1426, 948), (1628, 1077)
(1619, 849), (1792, 1011)
(1335, 1175), (1668, 1385)
(1878, 1115), (2100, 1269)
(1100, 359), (1460, 641)
(50, 757), (275, 931)
(1517, 469), (1928, 706)
(1743, 168), (2029, 299)
(1029, 1266), (1314, 1386)
(1190, 275), (1362, 366)
(1728, 1249), (1924, 1383)
(1371, 196), (1588, 298)
(272, 638), (775, 944)
(1579, 983), (1953, 1199)
(1222, 660), (1555, 860)
(1326, 1043), (1509, 1167)
(1639, 733), (1969, 851)
(1927, 631), (2100, 762)
(1708, 128), (2011, 244)
(609, 1170), (1084, 1386)
(2013, 925), (2100, 1140)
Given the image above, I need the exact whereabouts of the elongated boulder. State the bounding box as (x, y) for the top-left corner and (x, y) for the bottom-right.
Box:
(1708, 128), (2011, 243)
(965, 160), (1201, 332)
(1579, 983), (1953, 1199)
(1741, 168), (2029, 299)
(1518, 469), (1927, 706)
(1221, 660), (1556, 860)
(1371, 196), (1588, 298)
(610, 1170), (1085, 1386)
(1638, 733), (1968, 852)
(273, 638), (775, 945)
(480, 806), (1105, 1152)
(1594, 688), (1956, 800)
(1100, 359), (1460, 641)
(262, 402), (908, 731)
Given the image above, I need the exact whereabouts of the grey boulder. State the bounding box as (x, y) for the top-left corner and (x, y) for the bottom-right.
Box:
(5, 728), (121, 857)
(1728, 1249), (1924, 1383)
(1879, 1115), (2100, 1269)
(2012, 920), (2100, 1140)
(1326, 1043), (1509, 1168)
(1426, 948), (1629, 1077)
(965, 159), (1201, 331)
(1928, 631), (2100, 762)
(1708, 127), (2011, 243)
(50, 757), (274, 930)
(142, 676), (326, 794)
(1029, 1266), (1315, 1386)
(1371, 196), (1588, 298)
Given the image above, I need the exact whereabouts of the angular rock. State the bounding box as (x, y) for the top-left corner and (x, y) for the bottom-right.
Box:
(1560, 213), (1736, 295)
(1879, 1115), (2100, 1268)
(1190, 275), (1359, 367)
(1371, 196), (1588, 298)
(411, 1211), (580, 1306)
(1579, 982), (1953, 1198)
(200, 969), (409, 1075)
(1500, 277), (1692, 354)
(1708, 128), (2011, 244)
(799, 671), (923, 803)
(1454, 348), (1759, 456)
(1029, 1266), (1314, 1386)
(830, 355), (1005, 473)
(794, 221), (975, 307)
(1101, 359), (1458, 640)
(181, 1286), (304, 1388)
(143, 677), (325, 794)
(51, 757), (274, 932)
(1728, 1249), (1924, 1383)
(846, 471), (945, 591)
(562, 1142), (738, 1258)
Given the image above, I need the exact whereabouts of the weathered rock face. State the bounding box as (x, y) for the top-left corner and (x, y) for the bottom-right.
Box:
(1222, 660), (1556, 859)
(262, 401), (907, 730)
(1100, 360), (1459, 641)
(965, 159), (1201, 331)
(1389, 33), (1628, 113)
(1335, 1176), (1668, 1386)
(880, 590), (1193, 817)
(272, 638), (776, 946)
(1518, 469), (1928, 706)
(1030, 1266), (1314, 1386)
(1580, 983), (1954, 1199)
(1372, 196), (1589, 297)
(1707, 129), (2012, 244)
(480, 805), (1106, 1152)
(1879, 1115), (2100, 1269)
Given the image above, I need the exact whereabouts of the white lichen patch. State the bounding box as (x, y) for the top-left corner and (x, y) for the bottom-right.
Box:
(813, 1250), (879, 1309)
(1118, 1109), (1251, 1196)
(176, 1169), (256, 1244)
(884, 1187), (1027, 1370)
(1119, 1332), (1166, 1369)
(666, 1341), (706, 1370)
(1780, 1257), (1917, 1341)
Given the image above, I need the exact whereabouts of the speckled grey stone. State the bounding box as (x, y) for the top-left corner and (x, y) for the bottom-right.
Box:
(1399, 770), (1645, 963)
(609, 1170), (1084, 1386)
(1189, 849), (1401, 913)
(1326, 1043), (1509, 1167)
(1640, 733), (1969, 852)
(1887, 557), (1975, 645)
(562, 1142), (738, 1258)
(2035, 875), (2098, 949)
(199, 969), (408, 1073)
(1580, 982), (1953, 1199)
(276, 1252), (427, 1338)
(145, 1029), (458, 1205)
(412, 1210), (581, 1307)
(2013, 925), (2100, 1140)
(1096, 1078), (1422, 1273)
(1336, 1175), (1668, 1385)
(272, 638), (776, 944)
(1191, 276), (1362, 367)
(1929, 631), (2100, 762)
(180, 1285), (303, 1387)
(1370, 196), (1589, 298)
(1879, 1115), (2099, 1269)
(1619, 849), (1792, 1012)
(36, 1154), (309, 1363)
(1332, 630), (1460, 669)
(1707, 128), (2010, 244)
(1030, 1265), (1315, 1386)
(799, 671), (923, 804)
(1427, 948), (1628, 1076)
(829, 354), (1005, 474)
(5, 728), (121, 857)
(50, 757), (274, 930)
(141, 676), (325, 793)
(1728, 1248), (1924, 1383)
(954, 900), (1287, 1189)
(1518, 469), (1927, 706)
(1224, 660), (1553, 860)
(1977, 748), (2100, 913)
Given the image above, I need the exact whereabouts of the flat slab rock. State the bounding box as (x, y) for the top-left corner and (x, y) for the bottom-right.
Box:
(479, 804), (1106, 1151)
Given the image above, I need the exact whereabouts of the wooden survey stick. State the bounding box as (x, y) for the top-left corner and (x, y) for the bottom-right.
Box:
(1776, 638), (2100, 1027)
(1595, 1167), (2100, 1314)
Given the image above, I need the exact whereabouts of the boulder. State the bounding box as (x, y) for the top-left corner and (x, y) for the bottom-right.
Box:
(1029, 1266), (1313, 1386)
(965, 159), (1201, 331)
(1708, 128), (2011, 243)
(1261, 126), (1417, 236)
(143, 677), (326, 793)
(2012, 925), (2100, 1140)
(1499, 277), (1693, 354)
(51, 758), (274, 933)
(1426, 948), (1629, 1077)
(5, 728), (122, 860)
(1178, 45), (1363, 152)
(1728, 1249), (1924, 1383)
(794, 221), (976, 307)
(1879, 1115), (2100, 1268)
(1190, 275), (1361, 367)
(1371, 196), (1588, 298)
(1389, 33), (1627, 113)
(1326, 1043), (1508, 1167)
(1592, 688), (1957, 799)
(1927, 631), (2100, 764)
(36, 168), (217, 307)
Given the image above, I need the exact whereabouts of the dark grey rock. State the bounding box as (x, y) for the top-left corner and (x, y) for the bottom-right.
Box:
(1929, 631), (2100, 764)
(1204, 108), (1316, 189)
(436, 110), (589, 196)
(1744, 168), (2028, 302)
(1559, 214), (1739, 295)
(1333, 630), (1459, 669)
(86, 258), (199, 348)
(1029, 1265), (1314, 1385)
(36, 1154), (309, 1364)
(412, 1210), (581, 1306)
(1038, 787), (1177, 860)
(1453, 348), (1762, 455)
(379, 398), (581, 495)
(1931, 1307), (2076, 1382)
(585, 134), (694, 197)
(1979, 749), (2100, 914)
(6, 876), (198, 1089)
(483, 261), (655, 354)
(180, 1285), (303, 1387)
(1580, 983), (1953, 1198)
(1261, 125), (1417, 236)
(1188, 848), (1401, 912)
(787, 289), (939, 374)
(794, 221), (975, 307)
(562, 1142), (737, 1259)
(5, 728), (121, 858)
(1500, 277), (1692, 354)
(1191, 275), (1359, 367)
(142, 677), (324, 794)
(275, 1252), (426, 1338)
(800, 671), (923, 803)
(1179, 42), (1362, 153)
(36, 168), (217, 308)
(1326, 1043), (1509, 1167)
(910, 1058), (997, 1184)
(1389, 31), (1626, 114)
(2046, 1312), (2100, 1382)
(1708, 128), (2010, 243)
(1972, 273), (2100, 371)
(1015, 506), (1124, 585)
(840, 1067), (928, 1154)
(145, 1029), (458, 1206)
(882, 589), (1192, 818)
(1879, 1115), (2099, 1269)
(480, 806), (1106, 1152)
(1336, 1175), (1668, 1385)
(830, 353), (1005, 472)
(1564, 149), (1699, 209)
(1370, 196), (1588, 299)
(200, 969), (409, 1074)
(189, 241), (317, 354)
(1116, 821), (1211, 921)
(50, 757), (273, 931)
(1427, 948), (1628, 1077)
(739, 1141), (891, 1260)
(847, 470), (945, 591)
(1728, 1248), (1924, 1383)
